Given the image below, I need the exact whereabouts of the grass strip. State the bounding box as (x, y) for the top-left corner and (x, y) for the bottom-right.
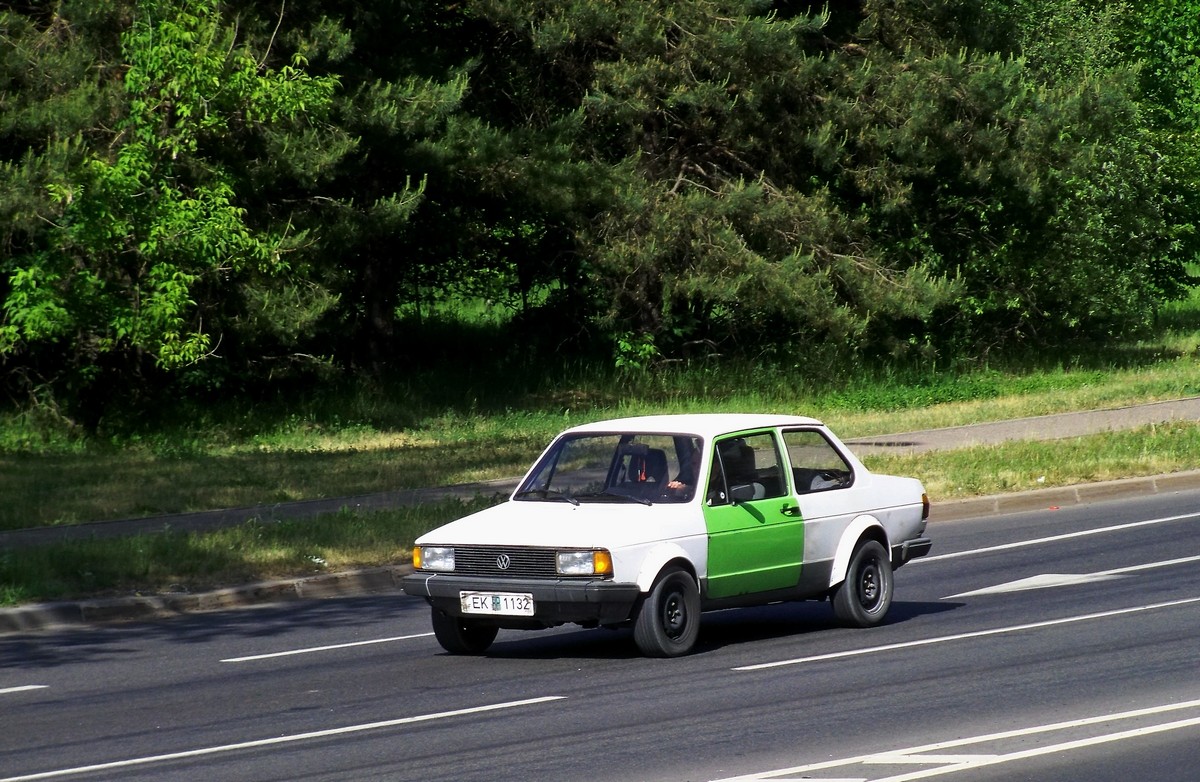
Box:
(0, 498), (494, 606)
(5, 357), (1199, 531)
(866, 420), (1200, 499)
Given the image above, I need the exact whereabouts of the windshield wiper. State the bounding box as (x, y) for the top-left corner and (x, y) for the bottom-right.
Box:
(513, 489), (580, 506)
(572, 489), (653, 506)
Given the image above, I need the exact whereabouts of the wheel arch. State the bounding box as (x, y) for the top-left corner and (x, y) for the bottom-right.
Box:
(827, 515), (889, 590)
(634, 544), (699, 592)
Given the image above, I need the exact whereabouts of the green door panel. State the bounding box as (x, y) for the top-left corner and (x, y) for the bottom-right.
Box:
(703, 495), (803, 599)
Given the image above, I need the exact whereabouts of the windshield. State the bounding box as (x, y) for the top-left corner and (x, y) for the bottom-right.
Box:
(515, 432), (704, 504)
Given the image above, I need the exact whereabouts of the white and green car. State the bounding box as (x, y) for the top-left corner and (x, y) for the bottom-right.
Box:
(402, 414), (931, 657)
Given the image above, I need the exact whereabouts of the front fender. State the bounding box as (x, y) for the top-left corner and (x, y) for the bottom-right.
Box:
(827, 515), (888, 589)
(633, 542), (699, 592)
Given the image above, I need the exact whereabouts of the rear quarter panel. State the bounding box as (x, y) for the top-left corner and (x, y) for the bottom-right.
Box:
(799, 472), (926, 588)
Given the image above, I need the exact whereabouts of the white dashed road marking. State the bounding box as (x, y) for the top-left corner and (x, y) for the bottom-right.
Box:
(220, 632), (434, 662)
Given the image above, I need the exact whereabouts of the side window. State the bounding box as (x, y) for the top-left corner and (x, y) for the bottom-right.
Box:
(706, 432), (786, 505)
(782, 429), (853, 493)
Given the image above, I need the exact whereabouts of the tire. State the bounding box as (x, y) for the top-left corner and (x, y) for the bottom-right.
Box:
(430, 607), (499, 655)
(633, 567), (701, 657)
(831, 539), (893, 628)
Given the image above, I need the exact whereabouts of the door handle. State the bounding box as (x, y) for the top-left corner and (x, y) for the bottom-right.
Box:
(780, 504), (801, 517)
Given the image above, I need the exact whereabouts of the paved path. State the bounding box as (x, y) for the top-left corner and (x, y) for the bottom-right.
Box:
(842, 396), (1200, 454)
(0, 478), (519, 550)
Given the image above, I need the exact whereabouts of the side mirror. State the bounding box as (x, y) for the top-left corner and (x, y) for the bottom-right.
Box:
(728, 483), (756, 503)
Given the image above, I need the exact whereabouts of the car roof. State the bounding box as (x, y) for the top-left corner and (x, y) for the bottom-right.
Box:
(564, 413), (825, 440)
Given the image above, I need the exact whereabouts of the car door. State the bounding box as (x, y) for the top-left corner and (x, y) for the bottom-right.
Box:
(701, 430), (802, 599)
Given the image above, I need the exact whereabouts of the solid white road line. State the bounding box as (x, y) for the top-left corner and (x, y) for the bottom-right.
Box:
(0, 685), (47, 695)
(1097, 553), (1200, 576)
(732, 595), (1200, 671)
(866, 715), (1200, 781)
(221, 632), (434, 662)
(864, 754), (1001, 765)
(707, 697), (1200, 781)
(0, 695), (566, 782)
(911, 512), (1200, 564)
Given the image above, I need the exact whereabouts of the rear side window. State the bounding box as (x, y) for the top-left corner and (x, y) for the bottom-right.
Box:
(782, 429), (853, 493)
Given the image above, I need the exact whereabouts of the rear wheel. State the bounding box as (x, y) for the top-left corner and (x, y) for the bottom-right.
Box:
(633, 567), (701, 657)
(430, 608), (498, 655)
(832, 539), (893, 627)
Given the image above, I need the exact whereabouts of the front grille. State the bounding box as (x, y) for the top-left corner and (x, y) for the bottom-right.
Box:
(452, 546), (560, 579)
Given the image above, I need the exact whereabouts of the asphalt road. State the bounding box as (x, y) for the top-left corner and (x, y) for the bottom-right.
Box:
(2, 489), (1198, 781)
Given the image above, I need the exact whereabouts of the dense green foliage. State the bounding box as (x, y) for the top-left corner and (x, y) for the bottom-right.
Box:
(2, 0), (1197, 430)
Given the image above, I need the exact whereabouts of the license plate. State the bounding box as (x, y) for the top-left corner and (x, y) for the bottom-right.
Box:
(460, 591), (535, 616)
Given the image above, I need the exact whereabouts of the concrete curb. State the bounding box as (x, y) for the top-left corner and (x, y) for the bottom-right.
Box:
(5, 469), (1200, 635)
(928, 468), (1200, 521)
(0, 564), (416, 635)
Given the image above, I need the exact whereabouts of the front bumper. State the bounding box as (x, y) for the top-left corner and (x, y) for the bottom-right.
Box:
(401, 573), (642, 627)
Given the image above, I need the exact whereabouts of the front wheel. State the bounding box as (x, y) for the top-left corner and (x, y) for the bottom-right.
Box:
(633, 567), (701, 657)
(831, 539), (893, 628)
(430, 608), (498, 655)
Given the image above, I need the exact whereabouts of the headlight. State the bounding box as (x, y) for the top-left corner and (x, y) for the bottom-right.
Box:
(557, 549), (613, 577)
(415, 546), (455, 572)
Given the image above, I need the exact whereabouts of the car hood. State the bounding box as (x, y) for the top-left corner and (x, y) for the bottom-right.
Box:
(414, 498), (698, 549)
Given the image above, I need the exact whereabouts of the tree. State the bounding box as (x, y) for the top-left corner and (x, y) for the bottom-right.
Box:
(228, 0), (534, 371)
(1118, 0), (1200, 298)
(471, 0), (959, 361)
(927, 0), (1195, 346)
(0, 3), (125, 412)
(3, 0), (1193, 424)
(832, 43), (1175, 348)
(470, 0), (1182, 358)
(0, 0), (338, 425)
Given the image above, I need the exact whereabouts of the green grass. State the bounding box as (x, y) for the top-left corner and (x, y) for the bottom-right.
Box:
(4, 354), (1199, 530)
(0, 498), (496, 606)
(865, 420), (1200, 500)
(0, 424), (547, 529)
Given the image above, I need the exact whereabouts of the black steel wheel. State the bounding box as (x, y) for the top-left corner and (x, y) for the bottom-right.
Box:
(633, 567), (701, 657)
(430, 608), (499, 655)
(831, 539), (893, 628)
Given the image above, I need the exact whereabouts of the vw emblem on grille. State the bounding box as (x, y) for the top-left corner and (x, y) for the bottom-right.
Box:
(496, 554), (511, 570)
